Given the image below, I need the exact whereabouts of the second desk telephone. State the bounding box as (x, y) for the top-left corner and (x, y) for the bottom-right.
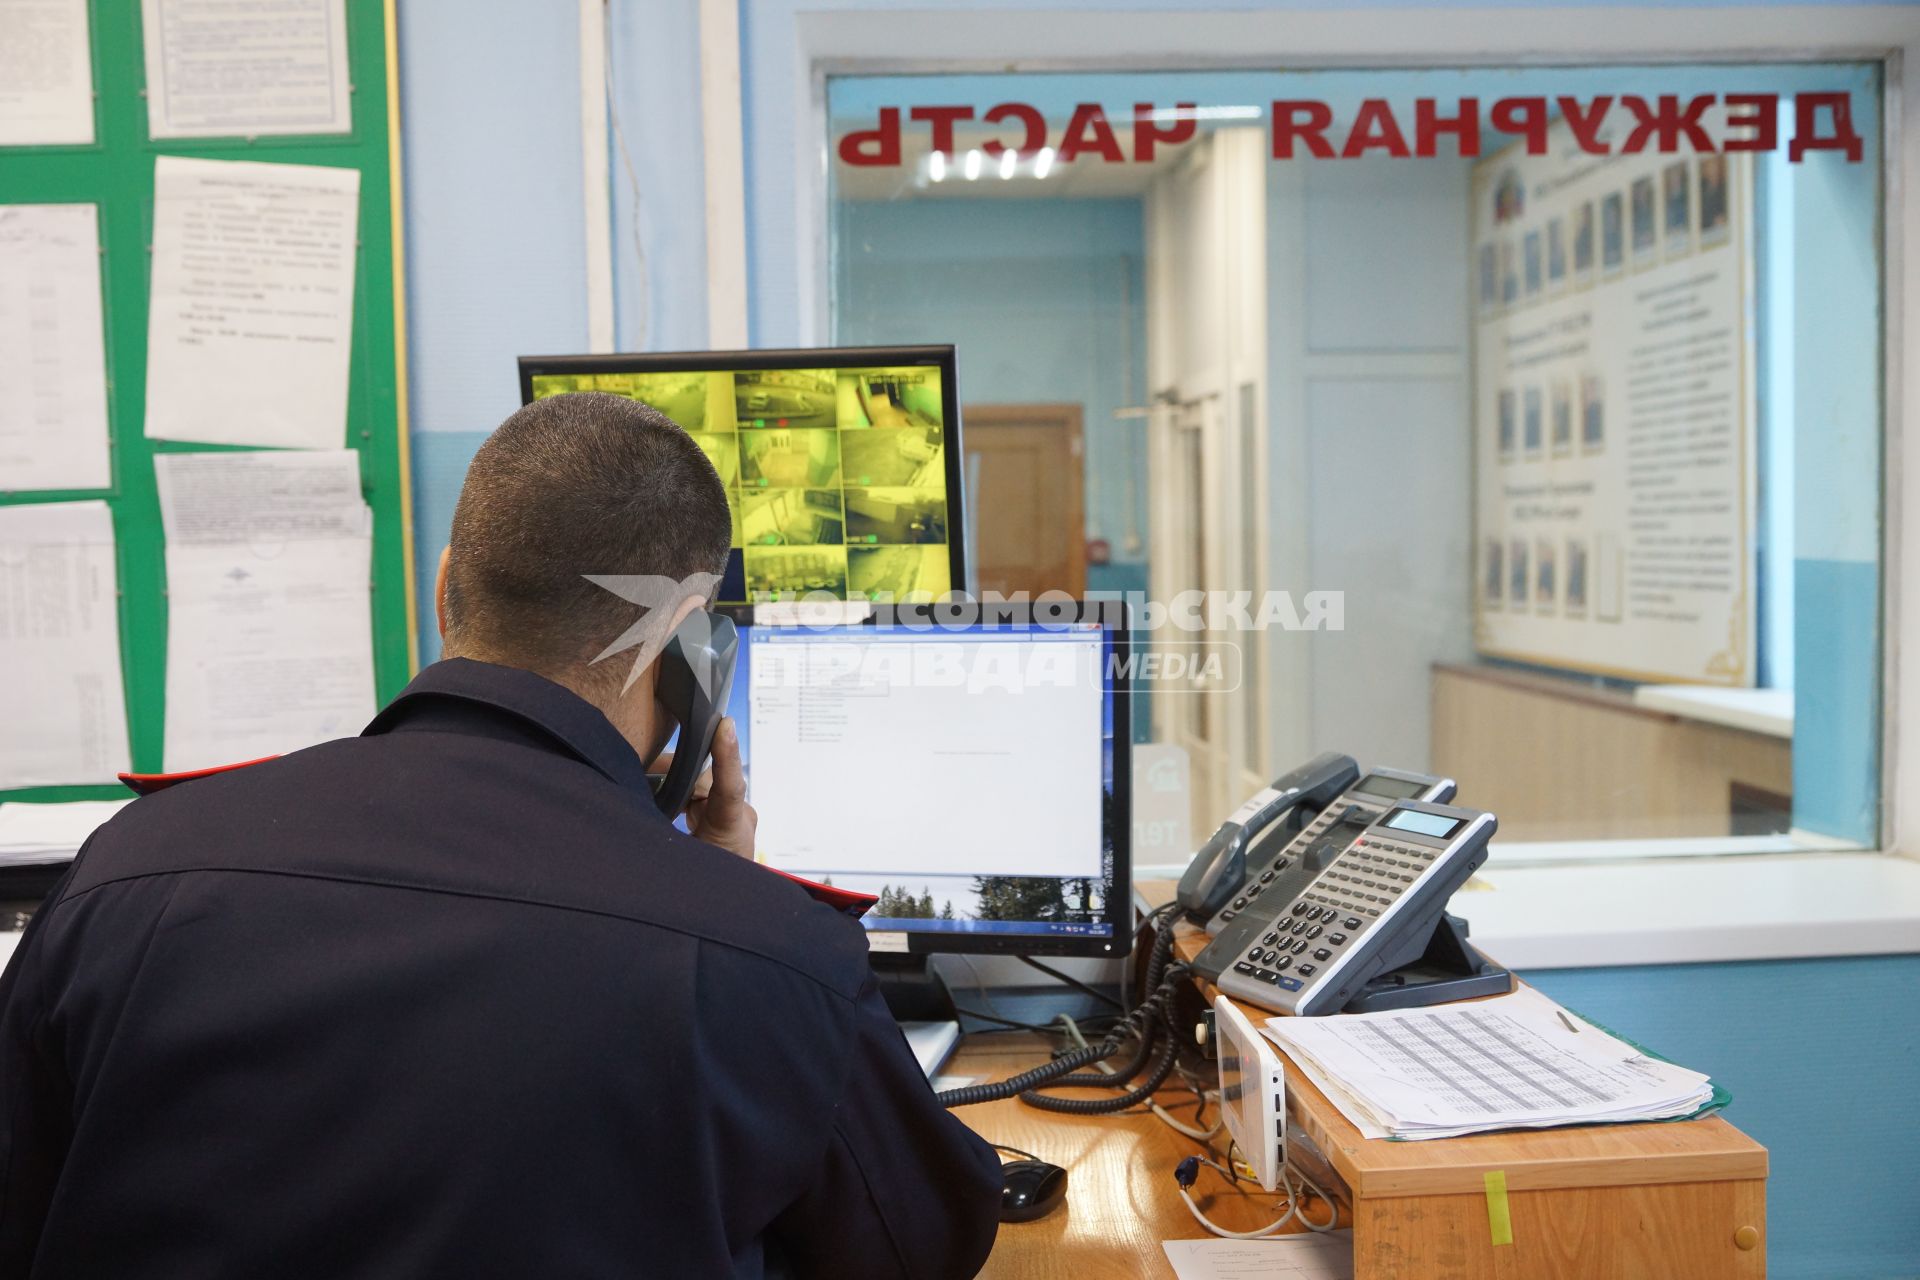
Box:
(1185, 757), (1510, 1018)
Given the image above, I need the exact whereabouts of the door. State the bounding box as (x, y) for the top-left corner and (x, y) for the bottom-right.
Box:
(960, 403), (1087, 598)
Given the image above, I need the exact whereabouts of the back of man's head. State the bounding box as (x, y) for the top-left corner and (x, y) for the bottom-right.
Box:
(443, 392), (731, 691)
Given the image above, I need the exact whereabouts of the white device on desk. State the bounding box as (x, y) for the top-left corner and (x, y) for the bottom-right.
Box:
(1192, 765), (1458, 936)
(1173, 998), (1339, 1239)
(1213, 996), (1286, 1191)
(1199, 799), (1505, 1016)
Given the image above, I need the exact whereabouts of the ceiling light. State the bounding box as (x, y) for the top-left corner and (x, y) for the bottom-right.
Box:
(928, 151), (946, 182)
(998, 149), (1017, 179)
(964, 148), (983, 180)
(1033, 146), (1055, 179)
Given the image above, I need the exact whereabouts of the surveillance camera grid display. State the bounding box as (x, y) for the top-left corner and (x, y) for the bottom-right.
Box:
(528, 365), (953, 604)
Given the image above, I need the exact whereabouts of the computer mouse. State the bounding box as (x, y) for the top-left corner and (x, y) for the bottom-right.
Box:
(999, 1159), (1068, 1223)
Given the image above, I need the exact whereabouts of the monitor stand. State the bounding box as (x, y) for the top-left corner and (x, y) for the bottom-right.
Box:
(871, 954), (962, 1078)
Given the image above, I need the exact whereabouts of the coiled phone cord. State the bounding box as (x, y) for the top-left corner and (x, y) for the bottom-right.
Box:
(935, 905), (1187, 1111)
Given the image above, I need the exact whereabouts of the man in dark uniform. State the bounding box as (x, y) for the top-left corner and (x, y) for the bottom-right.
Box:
(0, 394), (1003, 1278)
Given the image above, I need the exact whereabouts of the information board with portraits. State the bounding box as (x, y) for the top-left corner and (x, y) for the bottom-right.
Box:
(1471, 112), (1757, 685)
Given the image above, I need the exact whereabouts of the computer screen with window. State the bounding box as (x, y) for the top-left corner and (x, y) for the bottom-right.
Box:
(722, 608), (1131, 958)
(518, 346), (966, 605)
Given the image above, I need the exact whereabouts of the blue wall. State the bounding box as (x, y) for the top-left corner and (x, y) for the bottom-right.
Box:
(1527, 956), (1920, 1279)
(834, 198), (1148, 563)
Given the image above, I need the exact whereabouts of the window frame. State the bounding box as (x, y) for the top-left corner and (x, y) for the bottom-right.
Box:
(766, 7), (1917, 865)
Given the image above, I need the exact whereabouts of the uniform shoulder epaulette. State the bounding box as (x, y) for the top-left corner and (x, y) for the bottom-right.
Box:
(761, 865), (878, 919)
(116, 755), (281, 798)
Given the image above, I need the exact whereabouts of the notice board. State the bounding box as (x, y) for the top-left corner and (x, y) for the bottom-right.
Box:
(1470, 113), (1757, 686)
(0, 0), (415, 804)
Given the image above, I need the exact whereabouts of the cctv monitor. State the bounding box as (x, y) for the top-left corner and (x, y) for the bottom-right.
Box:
(720, 603), (1132, 986)
(518, 346), (967, 606)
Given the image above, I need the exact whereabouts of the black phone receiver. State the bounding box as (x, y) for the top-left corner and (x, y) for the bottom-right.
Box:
(650, 612), (740, 818)
(1176, 751), (1360, 924)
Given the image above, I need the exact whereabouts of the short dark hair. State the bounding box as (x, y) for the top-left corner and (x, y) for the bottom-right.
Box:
(443, 393), (732, 683)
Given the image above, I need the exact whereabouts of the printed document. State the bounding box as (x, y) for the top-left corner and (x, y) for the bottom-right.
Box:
(1262, 986), (1713, 1140)
(0, 501), (132, 787)
(142, 0), (351, 139)
(145, 156), (359, 450)
(0, 799), (131, 865)
(156, 451), (374, 769)
(0, 0), (96, 146)
(1162, 1236), (1353, 1280)
(0, 204), (111, 491)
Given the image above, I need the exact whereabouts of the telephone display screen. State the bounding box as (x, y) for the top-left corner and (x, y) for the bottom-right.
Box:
(526, 361), (956, 605)
(1356, 774), (1431, 801)
(1382, 808), (1464, 839)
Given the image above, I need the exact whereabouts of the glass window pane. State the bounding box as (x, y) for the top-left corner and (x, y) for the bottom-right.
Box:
(829, 66), (1883, 849)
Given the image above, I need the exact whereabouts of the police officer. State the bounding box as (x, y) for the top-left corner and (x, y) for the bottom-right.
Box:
(0, 393), (1003, 1278)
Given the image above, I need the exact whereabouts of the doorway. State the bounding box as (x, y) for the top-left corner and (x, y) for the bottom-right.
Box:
(961, 403), (1087, 598)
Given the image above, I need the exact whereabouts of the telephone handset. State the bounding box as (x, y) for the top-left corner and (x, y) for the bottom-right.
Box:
(1197, 766), (1457, 935)
(1176, 753), (1360, 924)
(650, 612), (740, 818)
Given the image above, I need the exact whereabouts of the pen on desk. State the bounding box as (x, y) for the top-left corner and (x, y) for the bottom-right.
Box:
(1557, 1010), (1581, 1033)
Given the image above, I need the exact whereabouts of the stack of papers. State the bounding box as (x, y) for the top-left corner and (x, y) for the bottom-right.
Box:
(0, 800), (131, 867)
(1262, 986), (1714, 1141)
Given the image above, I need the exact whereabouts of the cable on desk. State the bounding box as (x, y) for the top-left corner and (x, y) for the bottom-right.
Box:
(936, 905), (1190, 1112)
(951, 1006), (1073, 1035)
(1173, 1154), (1343, 1240)
(1056, 1013), (1223, 1141)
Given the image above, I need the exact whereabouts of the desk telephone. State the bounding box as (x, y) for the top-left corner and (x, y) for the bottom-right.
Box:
(1179, 757), (1460, 935)
(1187, 758), (1510, 1017)
(1175, 752), (1360, 926)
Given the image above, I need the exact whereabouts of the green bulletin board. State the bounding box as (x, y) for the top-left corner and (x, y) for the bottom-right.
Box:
(0, 0), (416, 804)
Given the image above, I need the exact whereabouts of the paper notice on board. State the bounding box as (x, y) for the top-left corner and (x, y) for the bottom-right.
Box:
(1470, 110), (1757, 685)
(0, 204), (112, 492)
(145, 156), (359, 450)
(0, 0), (97, 147)
(141, 0), (351, 139)
(0, 501), (132, 788)
(156, 451), (375, 769)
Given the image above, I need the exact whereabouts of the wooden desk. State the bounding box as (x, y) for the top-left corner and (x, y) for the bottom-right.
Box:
(958, 888), (1769, 1279)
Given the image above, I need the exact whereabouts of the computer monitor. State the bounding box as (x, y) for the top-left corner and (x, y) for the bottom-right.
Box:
(720, 603), (1132, 973)
(518, 346), (967, 606)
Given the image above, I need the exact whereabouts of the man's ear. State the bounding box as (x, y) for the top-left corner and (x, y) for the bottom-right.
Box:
(435, 546), (452, 641)
(665, 592), (709, 635)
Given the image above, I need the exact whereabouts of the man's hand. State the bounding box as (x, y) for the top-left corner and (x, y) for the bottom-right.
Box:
(680, 718), (756, 858)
